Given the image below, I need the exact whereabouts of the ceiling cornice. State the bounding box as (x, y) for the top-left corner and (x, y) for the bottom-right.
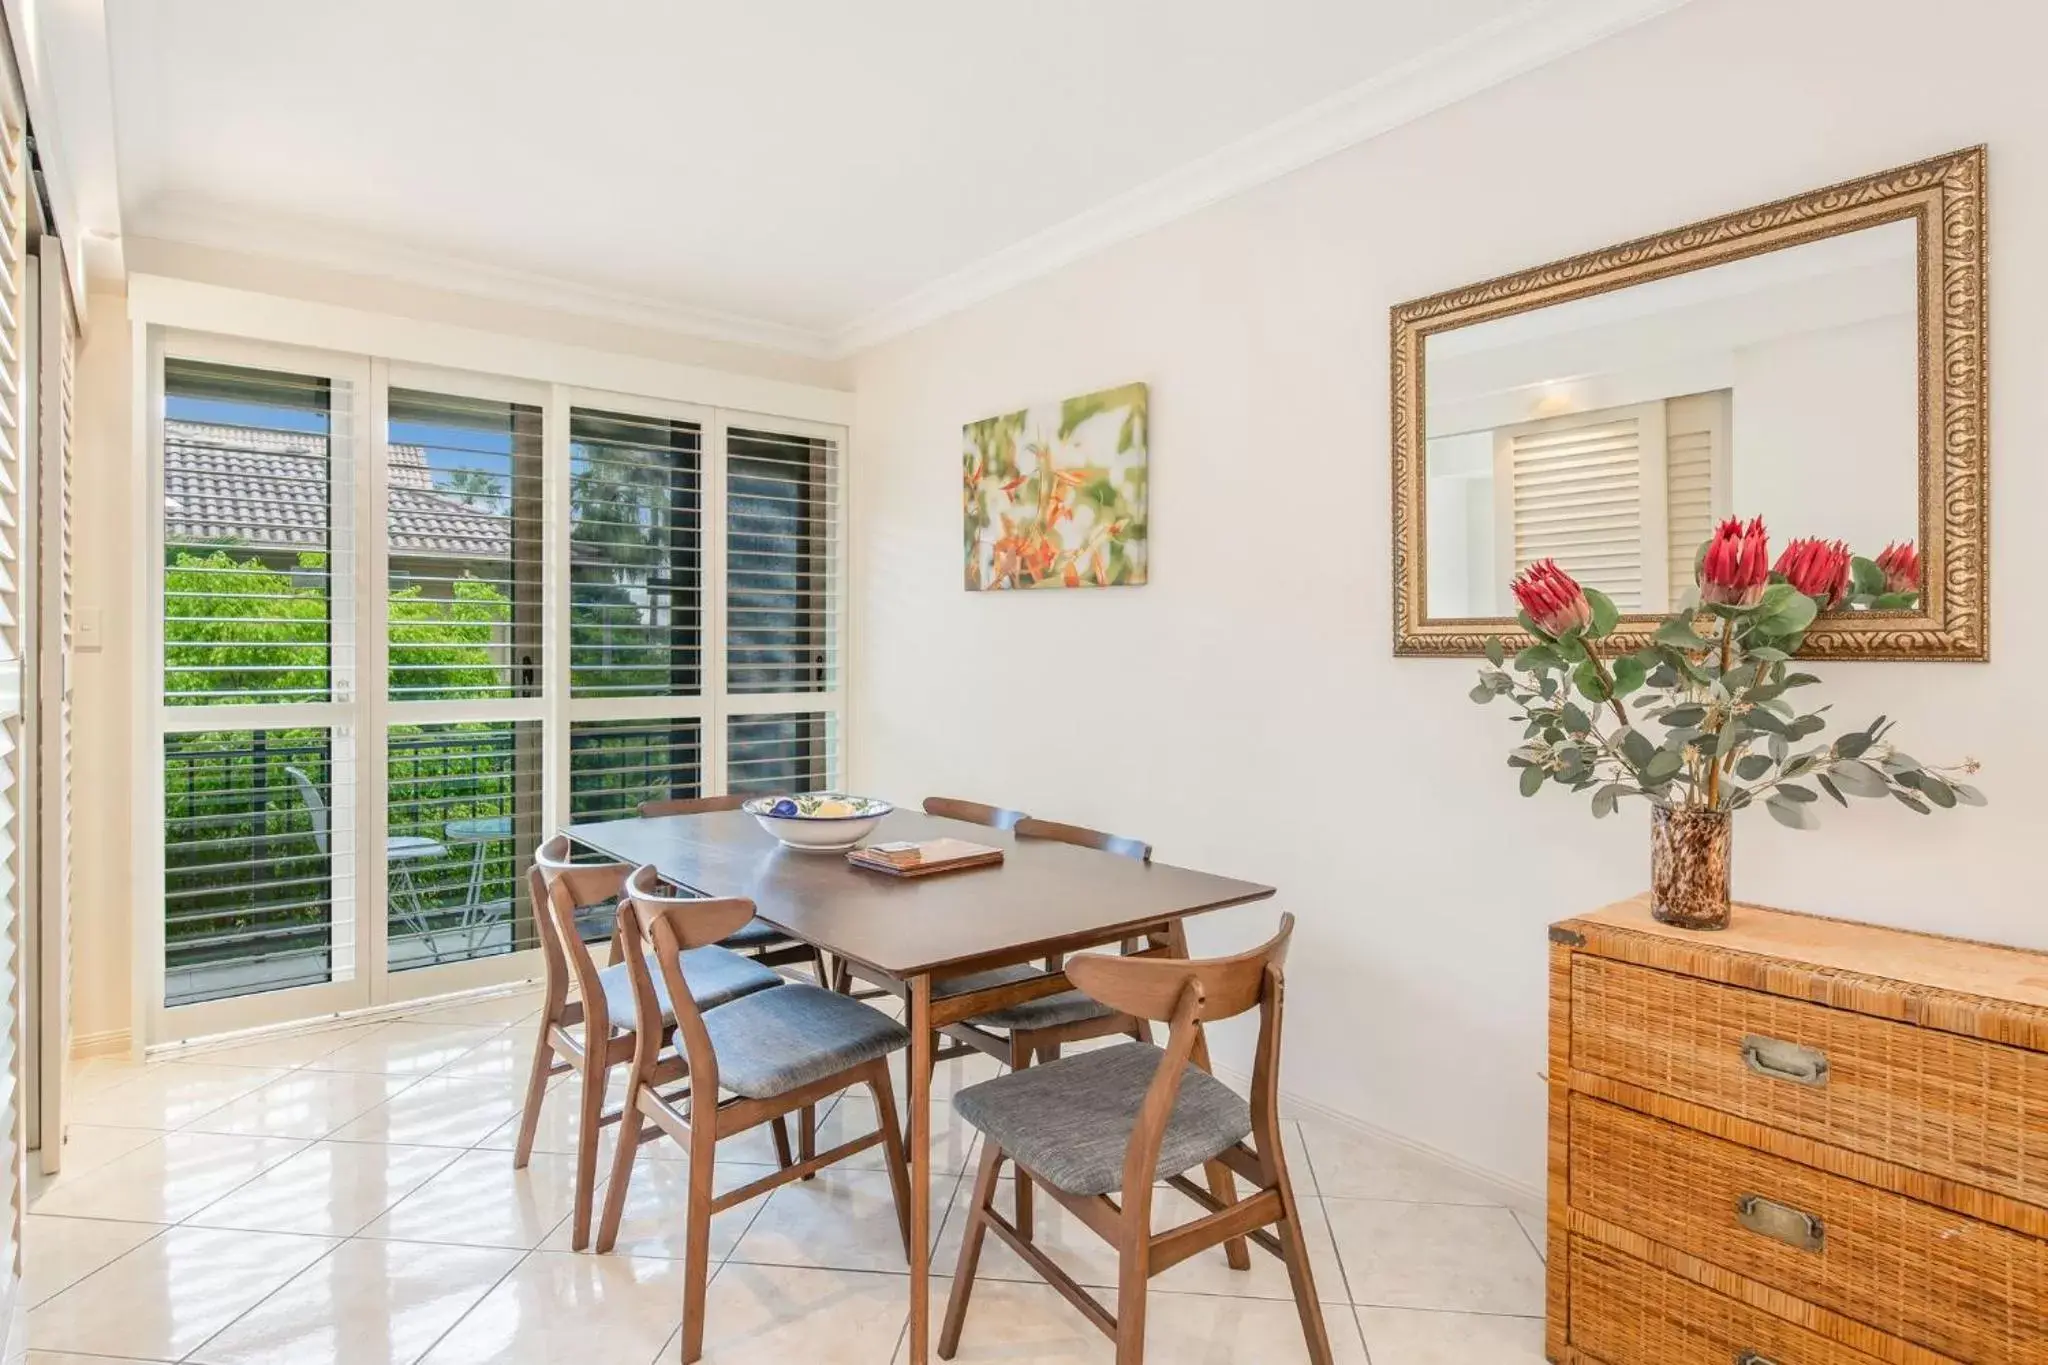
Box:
(123, 0), (1689, 364)
(831, 0), (1693, 356)
(132, 197), (842, 358)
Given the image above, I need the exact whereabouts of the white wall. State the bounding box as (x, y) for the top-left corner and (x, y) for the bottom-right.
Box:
(847, 0), (2046, 1191)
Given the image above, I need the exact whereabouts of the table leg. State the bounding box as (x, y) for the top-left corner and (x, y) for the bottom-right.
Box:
(907, 972), (933, 1364)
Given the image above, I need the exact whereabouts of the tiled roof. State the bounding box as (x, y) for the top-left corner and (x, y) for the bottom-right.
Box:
(164, 421), (508, 559)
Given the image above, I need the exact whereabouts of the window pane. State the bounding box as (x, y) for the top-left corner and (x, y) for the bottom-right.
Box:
(727, 711), (837, 794)
(570, 718), (704, 822)
(164, 359), (340, 706)
(727, 427), (837, 694)
(164, 728), (354, 1005)
(386, 721), (541, 971)
(387, 389), (544, 702)
(569, 408), (703, 697)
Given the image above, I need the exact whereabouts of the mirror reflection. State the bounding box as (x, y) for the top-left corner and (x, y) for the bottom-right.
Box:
(1423, 219), (1919, 618)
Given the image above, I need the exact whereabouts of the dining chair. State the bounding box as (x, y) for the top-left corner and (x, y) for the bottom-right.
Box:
(597, 865), (915, 1364)
(920, 794), (1029, 830)
(513, 836), (786, 1250)
(638, 793), (827, 974)
(939, 914), (1332, 1365)
(918, 808), (1156, 1235)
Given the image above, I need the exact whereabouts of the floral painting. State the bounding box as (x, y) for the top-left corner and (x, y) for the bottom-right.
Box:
(962, 382), (1149, 591)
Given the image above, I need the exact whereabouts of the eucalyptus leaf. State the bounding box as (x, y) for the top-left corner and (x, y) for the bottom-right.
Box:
(1644, 749), (1684, 783)
(1817, 773), (1847, 807)
(1559, 702), (1592, 734)
(1469, 682), (1495, 704)
(1776, 783), (1818, 803)
(1484, 637), (1505, 667)
(1829, 759), (1890, 797)
(1735, 753), (1774, 781)
(1833, 732), (1872, 760)
(1574, 660), (1611, 703)
(1655, 619), (1712, 651)
(1584, 587), (1621, 638)
(1917, 775), (1958, 808)
(1620, 729), (1657, 771)
(1515, 643), (1564, 673)
(1954, 782), (1988, 807)
(1591, 784), (1621, 818)
(1746, 645), (1790, 662)
(1610, 654), (1647, 697)
(1891, 788), (1931, 814)
(1766, 795), (1819, 830)
(1519, 764), (1546, 798)
(1850, 556), (1885, 596)
(1661, 705), (1707, 728)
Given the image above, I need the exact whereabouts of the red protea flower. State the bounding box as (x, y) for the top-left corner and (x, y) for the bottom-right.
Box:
(1700, 516), (1770, 606)
(1511, 559), (1592, 638)
(1875, 540), (1920, 595)
(1774, 537), (1851, 608)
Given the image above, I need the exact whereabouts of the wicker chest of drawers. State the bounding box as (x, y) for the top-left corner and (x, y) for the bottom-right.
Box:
(1548, 896), (2048, 1365)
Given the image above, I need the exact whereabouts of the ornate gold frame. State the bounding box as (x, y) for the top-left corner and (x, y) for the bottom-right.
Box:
(1391, 146), (1988, 661)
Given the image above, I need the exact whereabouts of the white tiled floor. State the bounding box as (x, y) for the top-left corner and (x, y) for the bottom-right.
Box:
(26, 986), (1546, 1364)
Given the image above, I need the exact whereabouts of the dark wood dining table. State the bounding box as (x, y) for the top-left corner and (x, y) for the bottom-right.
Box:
(561, 806), (1276, 1364)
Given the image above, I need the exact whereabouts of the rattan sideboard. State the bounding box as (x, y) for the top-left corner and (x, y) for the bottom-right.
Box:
(1548, 896), (2048, 1365)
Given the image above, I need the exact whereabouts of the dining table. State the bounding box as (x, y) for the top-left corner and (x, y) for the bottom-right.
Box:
(560, 805), (1277, 1364)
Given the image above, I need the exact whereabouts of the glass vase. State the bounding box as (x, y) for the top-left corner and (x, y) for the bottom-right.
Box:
(1650, 805), (1732, 930)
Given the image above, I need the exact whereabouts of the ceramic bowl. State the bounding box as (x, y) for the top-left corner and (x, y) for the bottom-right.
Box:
(742, 792), (894, 851)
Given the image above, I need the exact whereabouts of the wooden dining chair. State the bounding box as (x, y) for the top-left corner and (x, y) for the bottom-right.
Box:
(940, 914), (1331, 1365)
(920, 794), (1030, 830)
(910, 810), (1156, 1232)
(598, 865), (915, 1364)
(512, 836), (786, 1250)
(638, 793), (828, 977)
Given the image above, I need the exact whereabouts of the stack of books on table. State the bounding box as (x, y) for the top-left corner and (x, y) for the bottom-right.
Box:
(846, 838), (1004, 877)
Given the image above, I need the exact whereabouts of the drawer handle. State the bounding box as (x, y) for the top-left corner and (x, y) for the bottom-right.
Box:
(1736, 1354), (1781, 1365)
(1741, 1034), (1829, 1087)
(1736, 1193), (1826, 1252)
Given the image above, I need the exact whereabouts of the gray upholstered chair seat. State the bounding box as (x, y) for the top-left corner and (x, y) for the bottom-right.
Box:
(596, 945), (781, 1026)
(953, 1041), (1251, 1196)
(937, 965), (1120, 1031)
(701, 984), (910, 1099)
(719, 917), (788, 950)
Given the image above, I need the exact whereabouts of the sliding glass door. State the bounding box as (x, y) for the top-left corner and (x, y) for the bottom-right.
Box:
(148, 344), (846, 1042)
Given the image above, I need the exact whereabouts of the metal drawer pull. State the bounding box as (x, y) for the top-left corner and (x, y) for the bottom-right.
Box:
(1741, 1034), (1829, 1086)
(1736, 1354), (1780, 1365)
(1736, 1193), (1826, 1251)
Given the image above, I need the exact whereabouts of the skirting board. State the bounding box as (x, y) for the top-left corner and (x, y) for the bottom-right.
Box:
(69, 1027), (132, 1061)
(1211, 1062), (1544, 1218)
(4, 1275), (26, 1365)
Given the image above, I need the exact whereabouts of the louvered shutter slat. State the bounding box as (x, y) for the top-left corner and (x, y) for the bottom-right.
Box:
(1508, 415), (1644, 612)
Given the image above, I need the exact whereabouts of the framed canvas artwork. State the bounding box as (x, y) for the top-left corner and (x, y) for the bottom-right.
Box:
(962, 382), (1149, 591)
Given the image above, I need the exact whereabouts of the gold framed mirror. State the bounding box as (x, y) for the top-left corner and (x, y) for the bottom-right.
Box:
(1391, 146), (1986, 661)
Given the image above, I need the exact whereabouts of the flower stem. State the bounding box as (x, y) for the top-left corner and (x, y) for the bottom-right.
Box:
(1580, 639), (1632, 730)
(1704, 617), (1734, 809)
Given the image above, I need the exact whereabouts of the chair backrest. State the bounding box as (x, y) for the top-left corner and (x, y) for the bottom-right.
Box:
(614, 863), (759, 1088)
(284, 765), (330, 857)
(1014, 815), (1151, 863)
(532, 834), (635, 1033)
(1067, 914), (1296, 1189)
(638, 793), (750, 818)
(922, 796), (1029, 832)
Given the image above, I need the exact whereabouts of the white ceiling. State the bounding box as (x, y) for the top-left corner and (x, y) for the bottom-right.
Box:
(92, 0), (1685, 355)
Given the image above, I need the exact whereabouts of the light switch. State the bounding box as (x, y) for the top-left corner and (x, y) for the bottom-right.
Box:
(75, 607), (103, 652)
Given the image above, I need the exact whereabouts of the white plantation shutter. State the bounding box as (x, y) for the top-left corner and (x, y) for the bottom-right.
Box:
(1663, 390), (1730, 608)
(1496, 403), (1666, 611)
(32, 243), (73, 1173)
(723, 422), (842, 793)
(0, 51), (29, 1305)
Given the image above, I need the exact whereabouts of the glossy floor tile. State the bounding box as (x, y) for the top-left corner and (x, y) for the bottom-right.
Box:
(39, 987), (1545, 1364)
(186, 1238), (523, 1365)
(1356, 1306), (1547, 1363)
(26, 1224), (338, 1359)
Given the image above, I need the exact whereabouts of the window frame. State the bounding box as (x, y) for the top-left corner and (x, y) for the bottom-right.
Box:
(130, 295), (852, 1047)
